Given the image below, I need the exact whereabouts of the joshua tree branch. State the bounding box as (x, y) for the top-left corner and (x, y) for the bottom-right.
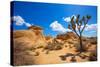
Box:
(77, 24), (81, 36)
(71, 28), (80, 37)
(81, 20), (88, 33)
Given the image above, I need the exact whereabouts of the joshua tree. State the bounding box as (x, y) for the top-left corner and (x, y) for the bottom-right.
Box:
(68, 15), (91, 52)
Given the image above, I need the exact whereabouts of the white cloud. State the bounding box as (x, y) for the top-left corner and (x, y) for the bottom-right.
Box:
(12, 16), (32, 27)
(12, 16), (25, 26)
(25, 22), (32, 27)
(82, 24), (97, 37)
(50, 21), (71, 33)
(63, 17), (71, 22)
(63, 15), (76, 22)
(85, 24), (97, 31)
(75, 24), (97, 33)
(66, 29), (72, 32)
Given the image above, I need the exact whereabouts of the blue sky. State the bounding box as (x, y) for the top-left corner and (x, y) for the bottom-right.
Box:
(11, 1), (97, 37)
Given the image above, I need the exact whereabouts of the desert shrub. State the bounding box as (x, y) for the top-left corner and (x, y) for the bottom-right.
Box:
(59, 55), (66, 61)
(42, 39), (63, 54)
(34, 52), (40, 56)
(65, 45), (68, 47)
(36, 45), (44, 49)
(90, 41), (97, 44)
(59, 52), (91, 62)
(69, 45), (73, 48)
(59, 53), (76, 62)
(27, 46), (36, 52)
(68, 41), (74, 44)
(74, 42), (88, 52)
(74, 42), (80, 51)
(55, 45), (62, 50)
(89, 51), (97, 61)
(45, 36), (52, 40)
(70, 56), (76, 62)
(82, 39), (87, 41)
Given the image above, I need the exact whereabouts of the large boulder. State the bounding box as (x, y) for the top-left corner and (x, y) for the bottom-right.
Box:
(13, 30), (47, 65)
(56, 32), (78, 41)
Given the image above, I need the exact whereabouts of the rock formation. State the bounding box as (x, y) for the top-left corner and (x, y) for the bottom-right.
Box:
(12, 26), (97, 66)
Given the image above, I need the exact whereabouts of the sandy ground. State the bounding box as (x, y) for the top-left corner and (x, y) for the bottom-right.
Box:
(13, 30), (97, 66)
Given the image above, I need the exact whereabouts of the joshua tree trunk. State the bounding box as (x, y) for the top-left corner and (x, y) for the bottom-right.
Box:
(79, 33), (84, 52)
